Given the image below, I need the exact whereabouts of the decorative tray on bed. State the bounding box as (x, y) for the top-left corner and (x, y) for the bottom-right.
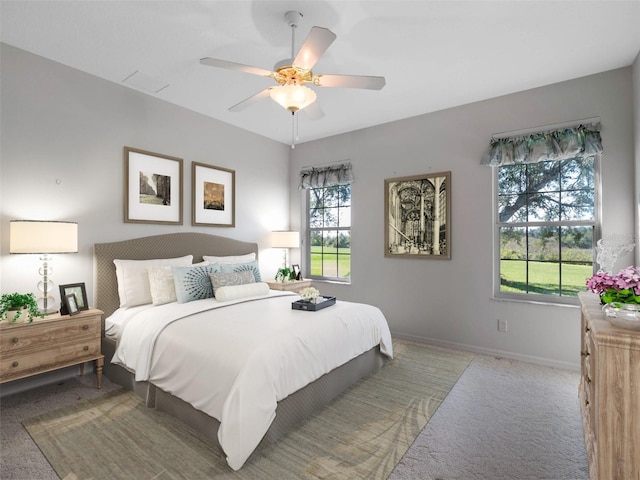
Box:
(292, 296), (336, 312)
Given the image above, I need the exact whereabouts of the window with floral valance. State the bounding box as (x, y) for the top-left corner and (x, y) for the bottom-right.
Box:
(299, 162), (353, 189)
(481, 123), (602, 167)
(483, 123), (602, 305)
(300, 163), (352, 282)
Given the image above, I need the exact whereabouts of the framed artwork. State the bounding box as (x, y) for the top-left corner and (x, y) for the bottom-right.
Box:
(59, 283), (89, 311)
(64, 293), (80, 316)
(192, 162), (235, 227)
(292, 264), (301, 280)
(124, 146), (183, 225)
(385, 171), (451, 259)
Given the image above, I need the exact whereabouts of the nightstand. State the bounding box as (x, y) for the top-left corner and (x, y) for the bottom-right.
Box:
(266, 279), (312, 293)
(0, 308), (104, 388)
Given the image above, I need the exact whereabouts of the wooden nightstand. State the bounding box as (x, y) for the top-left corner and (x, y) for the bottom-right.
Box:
(0, 308), (104, 389)
(266, 279), (312, 293)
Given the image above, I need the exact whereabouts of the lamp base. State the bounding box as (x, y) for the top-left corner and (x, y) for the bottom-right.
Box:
(37, 295), (58, 315)
(39, 306), (59, 316)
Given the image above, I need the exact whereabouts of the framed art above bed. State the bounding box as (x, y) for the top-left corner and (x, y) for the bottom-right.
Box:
(124, 147), (183, 225)
(192, 162), (235, 227)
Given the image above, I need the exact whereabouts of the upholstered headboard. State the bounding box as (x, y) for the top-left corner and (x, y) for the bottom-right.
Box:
(94, 232), (259, 318)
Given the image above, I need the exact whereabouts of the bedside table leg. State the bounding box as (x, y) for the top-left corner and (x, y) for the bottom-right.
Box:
(95, 357), (104, 389)
(79, 362), (85, 376)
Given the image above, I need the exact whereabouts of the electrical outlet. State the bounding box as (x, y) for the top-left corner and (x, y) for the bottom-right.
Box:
(498, 319), (508, 332)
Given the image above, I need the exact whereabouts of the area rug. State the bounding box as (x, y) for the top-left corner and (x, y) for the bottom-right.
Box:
(23, 341), (472, 480)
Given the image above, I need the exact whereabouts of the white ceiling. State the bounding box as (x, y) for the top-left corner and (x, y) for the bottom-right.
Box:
(2, 1), (639, 146)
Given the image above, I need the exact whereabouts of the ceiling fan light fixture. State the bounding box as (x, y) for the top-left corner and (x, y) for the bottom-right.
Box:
(270, 84), (317, 112)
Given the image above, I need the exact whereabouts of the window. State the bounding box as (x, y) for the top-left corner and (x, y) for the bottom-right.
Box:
(495, 156), (598, 303)
(307, 184), (351, 281)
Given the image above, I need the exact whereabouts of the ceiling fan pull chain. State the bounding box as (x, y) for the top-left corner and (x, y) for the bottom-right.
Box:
(291, 112), (296, 149)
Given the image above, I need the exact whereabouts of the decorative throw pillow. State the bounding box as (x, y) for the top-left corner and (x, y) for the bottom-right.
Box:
(148, 260), (209, 306)
(214, 282), (270, 302)
(114, 255), (193, 307)
(203, 253), (256, 264)
(172, 264), (221, 303)
(209, 271), (255, 296)
(219, 260), (262, 282)
(147, 266), (176, 306)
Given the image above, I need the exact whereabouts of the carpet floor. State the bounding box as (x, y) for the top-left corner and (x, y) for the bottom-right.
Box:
(0, 341), (589, 480)
(13, 341), (472, 479)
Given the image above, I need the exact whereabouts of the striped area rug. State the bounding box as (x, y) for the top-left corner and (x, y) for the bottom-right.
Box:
(24, 341), (472, 479)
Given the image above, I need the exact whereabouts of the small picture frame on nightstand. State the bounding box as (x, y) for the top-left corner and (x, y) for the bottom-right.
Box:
(64, 293), (80, 316)
(292, 264), (301, 280)
(59, 283), (89, 313)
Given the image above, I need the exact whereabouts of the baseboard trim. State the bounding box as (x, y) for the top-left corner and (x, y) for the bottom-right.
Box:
(392, 332), (580, 372)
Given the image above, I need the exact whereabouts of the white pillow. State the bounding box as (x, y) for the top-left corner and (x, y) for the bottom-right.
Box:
(214, 282), (270, 302)
(114, 255), (193, 307)
(203, 253), (256, 264)
(148, 260), (209, 306)
(148, 266), (177, 306)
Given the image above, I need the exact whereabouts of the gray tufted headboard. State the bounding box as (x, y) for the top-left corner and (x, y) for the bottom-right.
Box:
(94, 232), (259, 319)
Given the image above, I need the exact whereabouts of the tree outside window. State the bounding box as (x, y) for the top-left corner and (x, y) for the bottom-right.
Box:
(497, 156), (597, 302)
(307, 184), (351, 281)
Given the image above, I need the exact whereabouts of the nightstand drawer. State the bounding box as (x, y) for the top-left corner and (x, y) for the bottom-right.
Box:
(0, 337), (101, 380)
(0, 308), (104, 388)
(0, 315), (101, 354)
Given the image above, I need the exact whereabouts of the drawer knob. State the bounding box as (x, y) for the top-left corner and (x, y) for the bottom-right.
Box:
(585, 376), (591, 384)
(12, 337), (19, 344)
(83, 345), (89, 351)
(11, 361), (19, 368)
(581, 351), (589, 357)
(82, 325), (89, 330)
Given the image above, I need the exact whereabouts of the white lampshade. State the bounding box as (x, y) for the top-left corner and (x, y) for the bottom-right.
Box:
(271, 231), (300, 249)
(269, 84), (317, 112)
(10, 220), (78, 254)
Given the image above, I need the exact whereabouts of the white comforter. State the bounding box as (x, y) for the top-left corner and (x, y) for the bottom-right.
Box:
(110, 291), (393, 470)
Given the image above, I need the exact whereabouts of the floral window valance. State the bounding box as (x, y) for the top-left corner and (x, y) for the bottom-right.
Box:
(299, 162), (353, 189)
(481, 123), (603, 167)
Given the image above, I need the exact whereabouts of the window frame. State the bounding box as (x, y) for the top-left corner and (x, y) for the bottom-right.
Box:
(304, 184), (352, 283)
(492, 155), (601, 306)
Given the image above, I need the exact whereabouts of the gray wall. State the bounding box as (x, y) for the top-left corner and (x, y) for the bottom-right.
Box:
(290, 67), (636, 370)
(0, 43), (291, 307)
(1, 42), (636, 382)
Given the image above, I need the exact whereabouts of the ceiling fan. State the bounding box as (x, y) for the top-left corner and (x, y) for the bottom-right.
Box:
(200, 11), (385, 145)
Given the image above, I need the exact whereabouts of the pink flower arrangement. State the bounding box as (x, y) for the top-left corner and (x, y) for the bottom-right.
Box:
(586, 265), (640, 305)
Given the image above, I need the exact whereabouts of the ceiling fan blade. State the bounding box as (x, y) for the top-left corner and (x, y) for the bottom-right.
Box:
(304, 100), (324, 120)
(228, 88), (273, 112)
(293, 26), (337, 71)
(314, 74), (386, 90)
(200, 57), (274, 77)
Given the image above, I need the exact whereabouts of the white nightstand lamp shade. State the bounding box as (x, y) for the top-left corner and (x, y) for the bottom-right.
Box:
(10, 220), (78, 314)
(271, 231), (300, 268)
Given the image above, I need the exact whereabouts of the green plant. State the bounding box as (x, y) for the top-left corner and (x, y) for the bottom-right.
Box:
(0, 292), (44, 323)
(586, 266), (640, 305)
(274, 267), (295, 282)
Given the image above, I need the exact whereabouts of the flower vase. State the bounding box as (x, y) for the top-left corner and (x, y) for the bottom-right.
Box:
(602, 303), (640, 331)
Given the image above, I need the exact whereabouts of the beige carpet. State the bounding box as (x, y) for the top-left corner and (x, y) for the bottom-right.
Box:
(23, 341), (472, 480)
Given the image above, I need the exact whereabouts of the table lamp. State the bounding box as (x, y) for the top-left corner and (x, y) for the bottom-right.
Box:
(10, 220), (78, 315)
(271, 231), (300, 269)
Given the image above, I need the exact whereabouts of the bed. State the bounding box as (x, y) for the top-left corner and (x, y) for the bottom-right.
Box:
(94, 232), (393, 470)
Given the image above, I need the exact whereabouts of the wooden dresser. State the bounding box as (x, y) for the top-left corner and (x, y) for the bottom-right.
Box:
(0, 308), (104, 388)
(578, 292), (640, 480)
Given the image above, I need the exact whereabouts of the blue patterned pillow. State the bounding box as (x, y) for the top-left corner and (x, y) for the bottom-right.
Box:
(172, 264), (221, 303)
(219, 260), (262, 282)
